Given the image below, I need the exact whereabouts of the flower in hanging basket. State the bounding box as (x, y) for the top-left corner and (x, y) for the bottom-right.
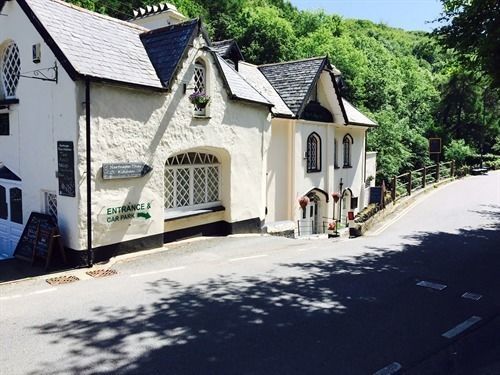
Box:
(298, 196), (310, 209)
(189, 92), (210, 108)
(328, 221), (336, 231)
(331, 191), (341, 203)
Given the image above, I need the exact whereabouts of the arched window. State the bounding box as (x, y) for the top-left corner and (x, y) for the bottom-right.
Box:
(0, 41), (21, 99)
(9, 187), (22, 224)
(307, 132), (321, 173)
(193, 60), (207, 115)
(343, 134), (353, 168)
(334, 138), (339, 168)
(165, 152), (220, 210)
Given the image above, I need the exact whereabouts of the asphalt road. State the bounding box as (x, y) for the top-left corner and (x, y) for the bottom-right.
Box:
(1, 172), (499, 375)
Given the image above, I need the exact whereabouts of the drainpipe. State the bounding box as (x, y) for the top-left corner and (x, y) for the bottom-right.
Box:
(85, 78), (93, 267)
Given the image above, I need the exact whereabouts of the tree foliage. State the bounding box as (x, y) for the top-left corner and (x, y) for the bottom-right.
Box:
(434, 0), (500, 88)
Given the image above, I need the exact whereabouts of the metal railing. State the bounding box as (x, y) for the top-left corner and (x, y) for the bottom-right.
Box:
(391, 161), (455, 202)
(297, 219), (331, 236)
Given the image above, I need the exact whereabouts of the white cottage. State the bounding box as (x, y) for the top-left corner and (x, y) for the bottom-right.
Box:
(0, 0), (272, 265)
(239, 57), (377, 235)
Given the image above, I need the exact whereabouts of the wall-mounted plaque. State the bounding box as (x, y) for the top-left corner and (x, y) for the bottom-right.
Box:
(102, 163), (152, 180)
(57, 141), (75, 197)
(369, 187), (383, 205)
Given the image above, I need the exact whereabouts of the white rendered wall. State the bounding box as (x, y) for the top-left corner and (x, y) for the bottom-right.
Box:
(76, 35), (270, 250)
(0, 2), (81, 251)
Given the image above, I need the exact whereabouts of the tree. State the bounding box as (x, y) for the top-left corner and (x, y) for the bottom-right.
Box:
(444, 139), (476, 166)
(434, 0), (500, 88)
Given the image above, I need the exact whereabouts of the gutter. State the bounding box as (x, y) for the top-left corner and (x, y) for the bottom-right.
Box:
(85, 78), (93, 267)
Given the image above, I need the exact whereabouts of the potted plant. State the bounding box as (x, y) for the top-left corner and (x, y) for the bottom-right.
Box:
(189, 92), (210, 108)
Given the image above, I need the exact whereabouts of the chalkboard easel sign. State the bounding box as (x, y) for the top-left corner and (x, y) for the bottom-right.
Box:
(14, 212), (66, 269)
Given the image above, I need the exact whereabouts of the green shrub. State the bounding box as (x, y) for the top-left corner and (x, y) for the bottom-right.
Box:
(444, 139), (476, 167)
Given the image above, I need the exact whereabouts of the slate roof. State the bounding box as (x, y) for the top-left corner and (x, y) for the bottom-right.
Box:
(211, 40), (244, 62)
(141, 19), (199, 87)
(342, 99), (377, 127)
(214, 55), (271, 106)
(23, 0), (163, 89)
(0, 163), (21, 181)
(238, 62), (293, 117)
(259, 57), (326, 116)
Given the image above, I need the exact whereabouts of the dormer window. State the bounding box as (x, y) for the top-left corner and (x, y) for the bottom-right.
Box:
(193, 60), (207, 115)
(0, 41), (21, 100)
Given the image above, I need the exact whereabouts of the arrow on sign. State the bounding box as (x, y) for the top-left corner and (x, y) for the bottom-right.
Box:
(137, 212), (151, 220)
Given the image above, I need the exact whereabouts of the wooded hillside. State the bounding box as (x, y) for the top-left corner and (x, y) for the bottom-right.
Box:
(69, 0), (500, 180)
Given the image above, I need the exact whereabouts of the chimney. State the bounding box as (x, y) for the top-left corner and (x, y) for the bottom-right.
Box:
(129, 3), (186, 30)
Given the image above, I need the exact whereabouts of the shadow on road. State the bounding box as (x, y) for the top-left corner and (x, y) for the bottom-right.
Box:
(29, 207), (500, 374)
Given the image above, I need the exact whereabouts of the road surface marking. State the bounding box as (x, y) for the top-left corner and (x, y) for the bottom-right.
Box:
(297, 247), (318, 252)
(229, 254), (268, 262)
(461, 292), (482, 301)
(29, 288), (57, 295)
(0, 294), (22, 301)
(130, 266), (186, 278)
(416, 280), (447, 291)
(373, 362), (402, 375)
(442, 316), (482, 339)
(369, 197), (427, 236)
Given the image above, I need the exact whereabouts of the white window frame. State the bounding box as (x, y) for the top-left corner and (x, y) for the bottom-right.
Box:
(193, 61), (207, 116)
(164, 153), (221, 217)
(0, 41), (21, 100)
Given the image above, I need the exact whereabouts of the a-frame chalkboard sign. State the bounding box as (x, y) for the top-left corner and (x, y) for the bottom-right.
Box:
(14, 212), (66, 269)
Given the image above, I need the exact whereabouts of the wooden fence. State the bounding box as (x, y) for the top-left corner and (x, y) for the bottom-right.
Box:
(391, 161), (455, 202)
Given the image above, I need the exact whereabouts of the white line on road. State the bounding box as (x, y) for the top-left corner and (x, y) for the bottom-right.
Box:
(228, 254), (268, 262)
(442, 316), (482, 339)
(297, 247), (318, 252)
(0, 294), (22, 301)
(130, 266), (186, 278)
(373, 362), (402, 375)
(29, 288), (58, 295)
(369, 200), (422, 236)
(462, 292), (482, 301)
(416, 280), (447, 291)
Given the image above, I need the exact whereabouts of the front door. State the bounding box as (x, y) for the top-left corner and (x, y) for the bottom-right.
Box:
(0, 182), (23, 259)
(299, 199), (318, 236)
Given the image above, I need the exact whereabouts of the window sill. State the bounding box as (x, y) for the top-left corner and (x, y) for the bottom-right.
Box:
(164, 205), (225, 222)
(0, 98), (19, 107)
(193, 115), (211, 119)
(343, 165), (352, 169)
(306, 170), (322, 173)
(334, 166), (340, 169)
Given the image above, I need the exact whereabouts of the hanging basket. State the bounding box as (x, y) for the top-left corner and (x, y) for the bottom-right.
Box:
(189, 92), (210, 108)
(298, 196), (310, 209)
(331, 192), (341, 203)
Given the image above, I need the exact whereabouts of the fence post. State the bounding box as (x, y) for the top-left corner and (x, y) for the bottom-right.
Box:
(423, 166), (427, 188)
(407, 171), (412, 196)
(391, 176), (397, 201)
(436, 162), (440, 182)
(451, 160), (455, 177)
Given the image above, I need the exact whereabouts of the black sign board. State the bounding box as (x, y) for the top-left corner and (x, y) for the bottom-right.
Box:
(14, 212), (66, 269)
(369, 187), (383, 205)
(57, 141), (75, 197)
(429, 138), (442, 154)
(102, 162), (153, 180)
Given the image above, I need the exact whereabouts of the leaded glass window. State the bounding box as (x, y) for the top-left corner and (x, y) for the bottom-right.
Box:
(307, 132), (321, 173)
(343, 134), (353, 167)
(193, 62), (206, 115)
(0, 42), (21, 99)
(165, 152), (220, 210)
